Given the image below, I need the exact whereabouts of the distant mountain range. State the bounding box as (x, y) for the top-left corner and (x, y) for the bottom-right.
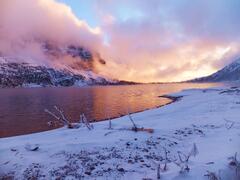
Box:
(0, 59), (116, 88)
(0, 40), (139, 88)
(190, 57), (240, 82)
(0, 42), (118, 88)
(5, 40), (239, 87)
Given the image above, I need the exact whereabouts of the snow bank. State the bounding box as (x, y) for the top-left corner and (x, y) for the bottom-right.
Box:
(0, 87), (239, 179)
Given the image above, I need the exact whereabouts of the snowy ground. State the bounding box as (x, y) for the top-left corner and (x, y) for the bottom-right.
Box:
(0, 86), (240, 179)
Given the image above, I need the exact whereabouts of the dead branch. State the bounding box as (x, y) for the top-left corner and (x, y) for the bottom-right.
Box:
(224, 119), (240, 129)
(229, 152), (240, 176)
(178, 143), (199, 163)
(133, 127), (154, 133)
(104, 131), (115, 136)
(54, 106), (70, 125)
(157, 163), (161, 179)
(204, 171), (220, 180)
(108, 119), (112, 130)
(105, 109), (112, 130)
(172, 152), (189, 173)
(224, 119), (235, 130)
(45, 106), (95, 130)
(44, 108), (68, 126)
(45, 106), (72, 128)
(127, 110), (138, 131)
(172, 143), (199, 173)
(172, 157), (188, 174)
(126, 109), (154, 133)
(151, 160), (161, 179)
(80, 114), (94, 130)
(163, 147), (169, 171)
(177, 151), (185, 163)
(79, 114), (83, 126)
(189, 143), (199, 158)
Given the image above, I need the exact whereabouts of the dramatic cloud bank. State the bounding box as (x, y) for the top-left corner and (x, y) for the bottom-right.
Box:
(1, 0), (240, 82)
(0, 0), (102, 68)
(96, 0), (240, 82)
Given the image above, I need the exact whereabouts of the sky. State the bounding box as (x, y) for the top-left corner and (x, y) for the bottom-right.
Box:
(1, 0), (240, 82)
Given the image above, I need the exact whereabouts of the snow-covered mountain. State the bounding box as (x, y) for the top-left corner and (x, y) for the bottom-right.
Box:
(190, 57), (240, 82)
(0, 41), (120, 88)
(0, 56), (114, 88)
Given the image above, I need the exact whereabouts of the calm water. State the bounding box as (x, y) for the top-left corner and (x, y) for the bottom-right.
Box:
(0, 83), (221, 137)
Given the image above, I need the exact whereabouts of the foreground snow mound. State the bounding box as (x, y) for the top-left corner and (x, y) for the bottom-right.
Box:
(0, 87), (240, 179)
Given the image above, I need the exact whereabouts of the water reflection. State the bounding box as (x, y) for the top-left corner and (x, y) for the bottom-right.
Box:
(0, 83), (221, 137)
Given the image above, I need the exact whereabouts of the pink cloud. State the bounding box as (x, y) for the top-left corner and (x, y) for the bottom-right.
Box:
(1, 0), (240, 82)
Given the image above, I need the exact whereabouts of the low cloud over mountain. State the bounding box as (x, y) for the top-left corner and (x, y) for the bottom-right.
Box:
(1, 0), (240, 82)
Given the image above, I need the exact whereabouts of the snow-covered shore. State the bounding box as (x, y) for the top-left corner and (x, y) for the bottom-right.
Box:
(0, 87), (240, 179)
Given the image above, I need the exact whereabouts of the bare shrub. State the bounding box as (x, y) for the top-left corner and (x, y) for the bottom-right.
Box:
(228, 152), (240, 177)
(45, 106), (93, 130)
(172, 143), (199, 173)
(204, 171), (221, 180)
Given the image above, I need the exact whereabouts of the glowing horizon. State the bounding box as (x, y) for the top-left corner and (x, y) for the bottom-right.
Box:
(1, 0), (240, 82)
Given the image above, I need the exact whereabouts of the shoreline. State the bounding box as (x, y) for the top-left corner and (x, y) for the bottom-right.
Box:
(158, 94), (183, 103)
(0, 94), (181, 139)
(1, 86), (239, 179)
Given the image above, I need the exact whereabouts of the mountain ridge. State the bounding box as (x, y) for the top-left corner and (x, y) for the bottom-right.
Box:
(0, 56), (115, 88)
(0, 39), (119, 88)
(189, 57), (240, 82)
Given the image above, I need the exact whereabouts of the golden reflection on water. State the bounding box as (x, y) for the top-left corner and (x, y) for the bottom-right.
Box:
(0, 83), (222, 137)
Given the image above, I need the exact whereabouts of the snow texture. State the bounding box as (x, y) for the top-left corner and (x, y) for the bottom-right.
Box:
(0, 86), (240, 179)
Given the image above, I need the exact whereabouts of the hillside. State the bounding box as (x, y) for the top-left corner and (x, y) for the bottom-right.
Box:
(0, 56), (114, 88)
(191, 57), (240, 82)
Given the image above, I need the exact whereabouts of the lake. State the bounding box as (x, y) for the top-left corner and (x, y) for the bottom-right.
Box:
(0, 83), (222, 137)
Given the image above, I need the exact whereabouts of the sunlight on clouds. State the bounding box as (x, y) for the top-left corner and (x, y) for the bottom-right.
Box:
(95, 0), (240, 82)
(40, 0), (101, 35)
(98, 43), (238, 82)
(1, 0), (240, 82)
(214, 47), (231, 60)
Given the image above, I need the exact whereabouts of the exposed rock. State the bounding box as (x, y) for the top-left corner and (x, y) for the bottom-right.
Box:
(0, 61), (114, 88)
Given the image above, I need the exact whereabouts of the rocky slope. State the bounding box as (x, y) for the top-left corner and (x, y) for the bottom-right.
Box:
(0, 57), (114, 88)
(42, 42), (106, 71)
(0, 41), (119, 88)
